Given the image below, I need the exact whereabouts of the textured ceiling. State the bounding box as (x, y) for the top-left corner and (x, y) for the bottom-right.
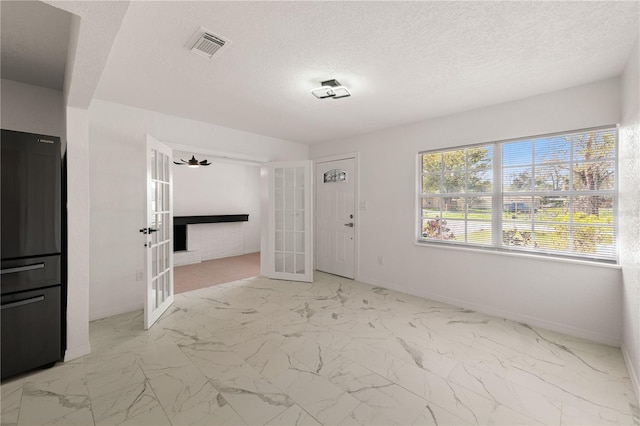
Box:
(4, 2), (639, 145)
(51, 1), (131, 108)
(93, 1), (640, 144)
(1, 1), (72, 90)
(1, 1), (130, 108)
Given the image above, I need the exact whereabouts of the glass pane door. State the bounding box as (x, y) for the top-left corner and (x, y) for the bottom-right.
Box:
(264, 161), (313, 282)
(145, 135), (174, 329)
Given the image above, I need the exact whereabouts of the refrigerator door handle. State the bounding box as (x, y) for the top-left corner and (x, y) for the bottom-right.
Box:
(0, 263), (45, 275)
(1, 295), (45, 310)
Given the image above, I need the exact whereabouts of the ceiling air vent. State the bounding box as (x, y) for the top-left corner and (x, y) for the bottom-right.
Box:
(188, 28), (230, 59)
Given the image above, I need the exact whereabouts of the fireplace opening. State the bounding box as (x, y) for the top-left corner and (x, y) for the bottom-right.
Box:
(172, 214), (249, 252)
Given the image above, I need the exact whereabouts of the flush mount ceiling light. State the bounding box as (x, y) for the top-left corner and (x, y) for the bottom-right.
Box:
(173, 155), (212, 168)
(311, 79), (351, 99)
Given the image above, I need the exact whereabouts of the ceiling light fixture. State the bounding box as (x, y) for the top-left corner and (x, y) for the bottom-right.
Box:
(173, 155), (212, 168)
(311, 79), (351, 99)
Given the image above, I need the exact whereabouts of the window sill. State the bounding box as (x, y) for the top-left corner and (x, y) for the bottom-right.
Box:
(414, 240), (621, 269)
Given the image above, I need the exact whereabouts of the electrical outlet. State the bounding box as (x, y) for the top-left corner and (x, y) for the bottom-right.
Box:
(377, 256), (383, 265)
(136, 270), (144, 281)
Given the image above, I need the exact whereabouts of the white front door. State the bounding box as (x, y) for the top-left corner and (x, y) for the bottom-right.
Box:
(315, 158), (356, 279)
(262, 161), (313, 282)
(144, 135), (174, 329)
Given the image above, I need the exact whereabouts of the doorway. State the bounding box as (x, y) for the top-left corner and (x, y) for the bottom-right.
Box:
(171, 151), (263, 293)
(315, 157), (357, 279)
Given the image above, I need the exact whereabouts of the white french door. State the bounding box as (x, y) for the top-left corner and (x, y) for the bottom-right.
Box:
(315, 158), (356, 279)
(143, 135), (174, 329)
(262, 161), (313, 282)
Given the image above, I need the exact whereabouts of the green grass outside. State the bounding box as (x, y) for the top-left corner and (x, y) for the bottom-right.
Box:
(423, 207), (614, 253)
(424, 207), (613, 224)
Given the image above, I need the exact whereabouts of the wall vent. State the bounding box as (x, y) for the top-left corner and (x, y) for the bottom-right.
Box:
(188, 28), (230, 59)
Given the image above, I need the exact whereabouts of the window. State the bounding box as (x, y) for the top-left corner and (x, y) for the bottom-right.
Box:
(418, 127), (617, 263)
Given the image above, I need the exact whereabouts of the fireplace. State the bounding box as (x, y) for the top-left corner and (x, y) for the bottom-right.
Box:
(173, 214), (249, 252)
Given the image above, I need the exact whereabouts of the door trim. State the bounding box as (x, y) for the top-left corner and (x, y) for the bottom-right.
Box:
(313, 153), (359, 281)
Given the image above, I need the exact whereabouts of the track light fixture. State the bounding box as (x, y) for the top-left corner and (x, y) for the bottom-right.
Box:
(173, 155), (212, 168)
(311, 79), (351, 99)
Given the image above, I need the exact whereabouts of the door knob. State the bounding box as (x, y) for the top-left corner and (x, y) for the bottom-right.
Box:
(344, 223), (354, 227)
(139, 228), (158, 234)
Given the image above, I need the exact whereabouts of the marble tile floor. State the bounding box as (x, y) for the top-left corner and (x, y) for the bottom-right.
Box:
(2, 272), (639, 426)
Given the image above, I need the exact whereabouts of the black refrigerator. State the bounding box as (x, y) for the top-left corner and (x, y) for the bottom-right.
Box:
(1, 129), (65, 380)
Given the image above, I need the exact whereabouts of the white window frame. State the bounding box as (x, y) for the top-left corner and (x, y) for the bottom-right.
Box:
(417, 125), (618, 264)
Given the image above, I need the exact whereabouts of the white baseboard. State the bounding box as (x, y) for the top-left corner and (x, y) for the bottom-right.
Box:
(64, 342), (91, 361)
(357, 274), (620, 347)
(622, 344), (640, 406)
(89, 302), (144, 322)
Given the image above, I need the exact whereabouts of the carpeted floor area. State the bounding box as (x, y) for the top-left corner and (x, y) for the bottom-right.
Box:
(173, 252), (260, 294)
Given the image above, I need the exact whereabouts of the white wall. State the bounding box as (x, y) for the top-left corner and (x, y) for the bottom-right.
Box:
(64, 106), (91, 360)
(88, 100), (308, 320)
(620, 38), (640, 403)
(311, 77), (624, 345)
(1, 79), (65, 142)
(184, 223), (246, 261)
(173, 160), (261, 254)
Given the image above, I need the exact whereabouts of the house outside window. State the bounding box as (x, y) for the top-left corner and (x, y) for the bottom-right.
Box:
(418, 126), (618, 263)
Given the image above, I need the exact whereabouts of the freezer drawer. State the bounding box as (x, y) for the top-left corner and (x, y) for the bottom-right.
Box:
(1, 255), (60, 295)
(1, 286), (61, 379)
